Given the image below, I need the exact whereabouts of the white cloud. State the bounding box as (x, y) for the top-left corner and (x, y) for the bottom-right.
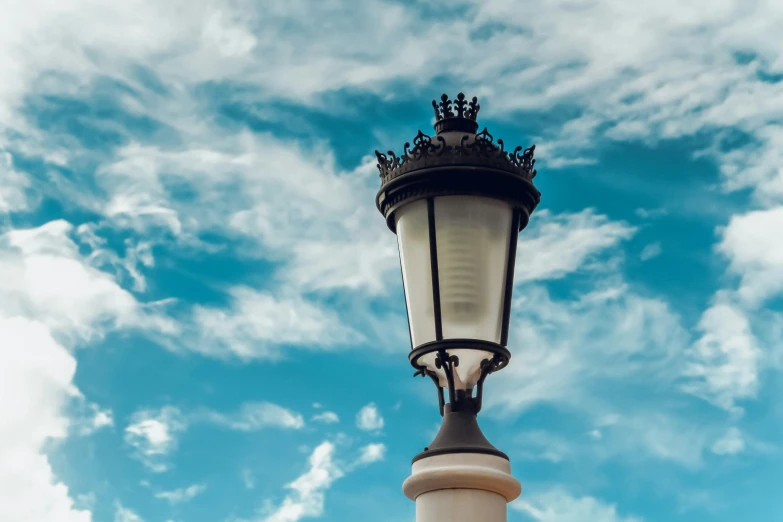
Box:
(2, 0), (783, 210)
(2, 2), (783, 518)
(0, 220), (176, 339)
(718, 207), (783, 305)
(0, 219), (178, 522)
(682, 300), (761, 414)
(257, 438), (386, 522)
(119, 240), (155, 293)
(486, 282), (727, 469)
(717, 126), (783, 204)
(0, 150), (29, 213)
(203, 402), (305, 431)
(1, 220), (128, 332)
(124, 402), (304, 471)
(72, 402), (114, 436)
(514, 210), (636, 283)
(114, 503), (144, 522)
(355, 403), (384, 432)
(354, 443), (386, 466)
(97, 137), (396, 296)
(640, 242), (662, 261)
(311, 412), (340, 424)
(0, 316), (92, 522)
(154, 483), (207, 504)
(711, 427), (745, 455)
(2, 0), (776, 172)
(124, 407), (187, 473)
(462, 2), (783, 197)
(260, 442), (344, 522)
(191, 286), (364, 360)
(91, 409), (114, 430)
(490, 284), (688, 415)
(513, 488), (642, 522)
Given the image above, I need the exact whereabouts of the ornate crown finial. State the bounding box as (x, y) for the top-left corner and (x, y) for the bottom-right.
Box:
(432, 93), (480, 122)
(432, 93), (481, 134)
(374, 95), (541, 234)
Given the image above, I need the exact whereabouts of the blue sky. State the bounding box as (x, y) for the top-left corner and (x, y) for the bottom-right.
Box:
(1, 1), (783, 521)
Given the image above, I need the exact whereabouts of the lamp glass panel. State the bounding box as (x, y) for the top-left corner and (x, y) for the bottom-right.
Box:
(395, 199), (436, 348)
(432, 195), (513, 389)
(434, 195), (513, 341)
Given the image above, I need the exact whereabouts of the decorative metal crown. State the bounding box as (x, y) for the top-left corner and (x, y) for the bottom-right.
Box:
(375, 93), (536, 185)
(432, 92), (480, 122)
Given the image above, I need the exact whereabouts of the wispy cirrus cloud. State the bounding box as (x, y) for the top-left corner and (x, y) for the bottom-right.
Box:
(513, 488), (642, 522)
(154, 483), (207, 505)
(514, 209), (636, 283)
(124, 402), (305, 472)
(0, 150), (29, 213)
(3, 1), (783, 520)
(491, 282), (689, 415)
(191, 286), (364, 361)
(200, 402), (305, 431)
(2, 0), (783, 220)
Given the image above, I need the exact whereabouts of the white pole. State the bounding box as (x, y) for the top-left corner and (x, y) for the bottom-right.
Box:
(403, 452), (521, 522)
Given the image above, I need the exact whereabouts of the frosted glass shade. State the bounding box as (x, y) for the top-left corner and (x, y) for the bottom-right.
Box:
(396, 199), (436, 347)
(395, 196), (514, 391)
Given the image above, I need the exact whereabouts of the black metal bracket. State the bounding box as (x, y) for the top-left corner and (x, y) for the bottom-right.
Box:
(412, 406), (509, 463)
(411, 339), (510, 416)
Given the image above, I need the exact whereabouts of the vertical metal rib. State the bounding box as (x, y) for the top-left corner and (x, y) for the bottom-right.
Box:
(427, 198), (443, 341)
(500, 209), (522, 346)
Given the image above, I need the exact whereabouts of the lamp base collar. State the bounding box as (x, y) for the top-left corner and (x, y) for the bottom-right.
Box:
(413, 407), (508, 463)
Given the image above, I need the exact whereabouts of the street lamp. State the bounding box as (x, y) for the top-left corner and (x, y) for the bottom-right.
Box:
(375, 93), (540, 522)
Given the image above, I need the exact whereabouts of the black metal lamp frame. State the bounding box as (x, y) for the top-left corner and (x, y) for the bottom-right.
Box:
(400, 196), (525, 464)
(399, 195), (523, 417)
(375, 93), (541, 463)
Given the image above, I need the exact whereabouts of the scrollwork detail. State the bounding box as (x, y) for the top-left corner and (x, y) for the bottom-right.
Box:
(376, 131), (536, 182)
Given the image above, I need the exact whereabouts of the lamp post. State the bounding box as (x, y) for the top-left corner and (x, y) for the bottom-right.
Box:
(375, 93), (541, 522)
